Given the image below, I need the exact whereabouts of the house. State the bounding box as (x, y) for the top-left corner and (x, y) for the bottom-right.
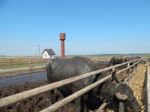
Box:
(42, 49), (56, 59)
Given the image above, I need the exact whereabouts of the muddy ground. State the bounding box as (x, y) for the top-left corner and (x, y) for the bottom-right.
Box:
(0, 64), (146, 112)
(0, 81), (77, 112)
(0, 81), (50, 112)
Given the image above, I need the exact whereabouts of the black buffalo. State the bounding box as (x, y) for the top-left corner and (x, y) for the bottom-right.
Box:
(115, 83), (141, 112)
(87, 80), (141, 112)
(46, 57), (109, 112)
(109, 56), (141, 66)
(109, 57), (127, 66)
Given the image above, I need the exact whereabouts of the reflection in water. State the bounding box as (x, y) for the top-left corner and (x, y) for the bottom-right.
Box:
(0, 72), (47, 88)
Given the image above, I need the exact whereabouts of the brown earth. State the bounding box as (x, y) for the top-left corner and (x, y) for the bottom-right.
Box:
(0, 81), (76, 112)
(0, 64), (146, 112)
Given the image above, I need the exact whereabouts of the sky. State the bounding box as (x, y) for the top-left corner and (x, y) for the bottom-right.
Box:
(0, 0), (150, 56)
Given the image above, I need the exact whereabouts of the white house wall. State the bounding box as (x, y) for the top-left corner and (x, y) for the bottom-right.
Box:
(42, 51), (50, 59)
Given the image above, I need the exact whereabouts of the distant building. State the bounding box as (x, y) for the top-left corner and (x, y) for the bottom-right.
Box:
(42, 49), (56, 59)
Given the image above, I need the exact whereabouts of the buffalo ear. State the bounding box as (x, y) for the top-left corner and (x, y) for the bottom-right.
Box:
(115, 92), (128, 101)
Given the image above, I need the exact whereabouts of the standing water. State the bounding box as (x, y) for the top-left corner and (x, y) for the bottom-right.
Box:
(0, 71), (47, 88)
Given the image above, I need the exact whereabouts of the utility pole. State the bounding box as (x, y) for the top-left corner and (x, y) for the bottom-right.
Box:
(38, 45), (41, 58)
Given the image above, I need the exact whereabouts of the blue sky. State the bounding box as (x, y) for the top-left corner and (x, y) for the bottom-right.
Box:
(0, 0), (150, 56)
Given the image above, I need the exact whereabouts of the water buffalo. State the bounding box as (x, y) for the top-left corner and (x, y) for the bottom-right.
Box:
(109, 57), (127, 66)
(86, 70), (140, 112)
(88, 80), (141, 112)
(109, 56), (141, 66)
(115, 84), (141, 112)
(46, 57), (108, 112)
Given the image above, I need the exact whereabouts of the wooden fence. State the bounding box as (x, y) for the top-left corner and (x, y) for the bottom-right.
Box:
(0, 58), (49, 76)
(0, 58), (48, 69)
(0, 58), (141, 111)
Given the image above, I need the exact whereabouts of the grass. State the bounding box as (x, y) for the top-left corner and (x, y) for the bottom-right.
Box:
(0, 57), (48, 77)
(0, 57), (48, 69)
(0, 56), (111, 69)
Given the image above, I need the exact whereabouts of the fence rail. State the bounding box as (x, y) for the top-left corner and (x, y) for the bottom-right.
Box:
(95, 60), (139, 112)
(0, 58), (48, 69)
(40, 59), (141, 112)
(0, 58), (48, 76)
(0, 58), (141, 111)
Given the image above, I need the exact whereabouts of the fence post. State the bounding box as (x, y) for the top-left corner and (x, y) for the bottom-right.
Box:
(126, 62), (130, 84)
(127, 62), (130, 72)
(29, 58), (33, 72)
(10, 58), (13, 68)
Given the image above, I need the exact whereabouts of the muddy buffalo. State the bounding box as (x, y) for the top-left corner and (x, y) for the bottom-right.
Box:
(109, 56), (141, 66)
(109, 57), (127, 66)
(46, 57), (109, 112)
(87, 80), (141, 112)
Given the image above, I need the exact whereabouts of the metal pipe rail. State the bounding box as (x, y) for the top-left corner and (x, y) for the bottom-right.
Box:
(40, 59), (141, 112)
(0, 59), (141, 108)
